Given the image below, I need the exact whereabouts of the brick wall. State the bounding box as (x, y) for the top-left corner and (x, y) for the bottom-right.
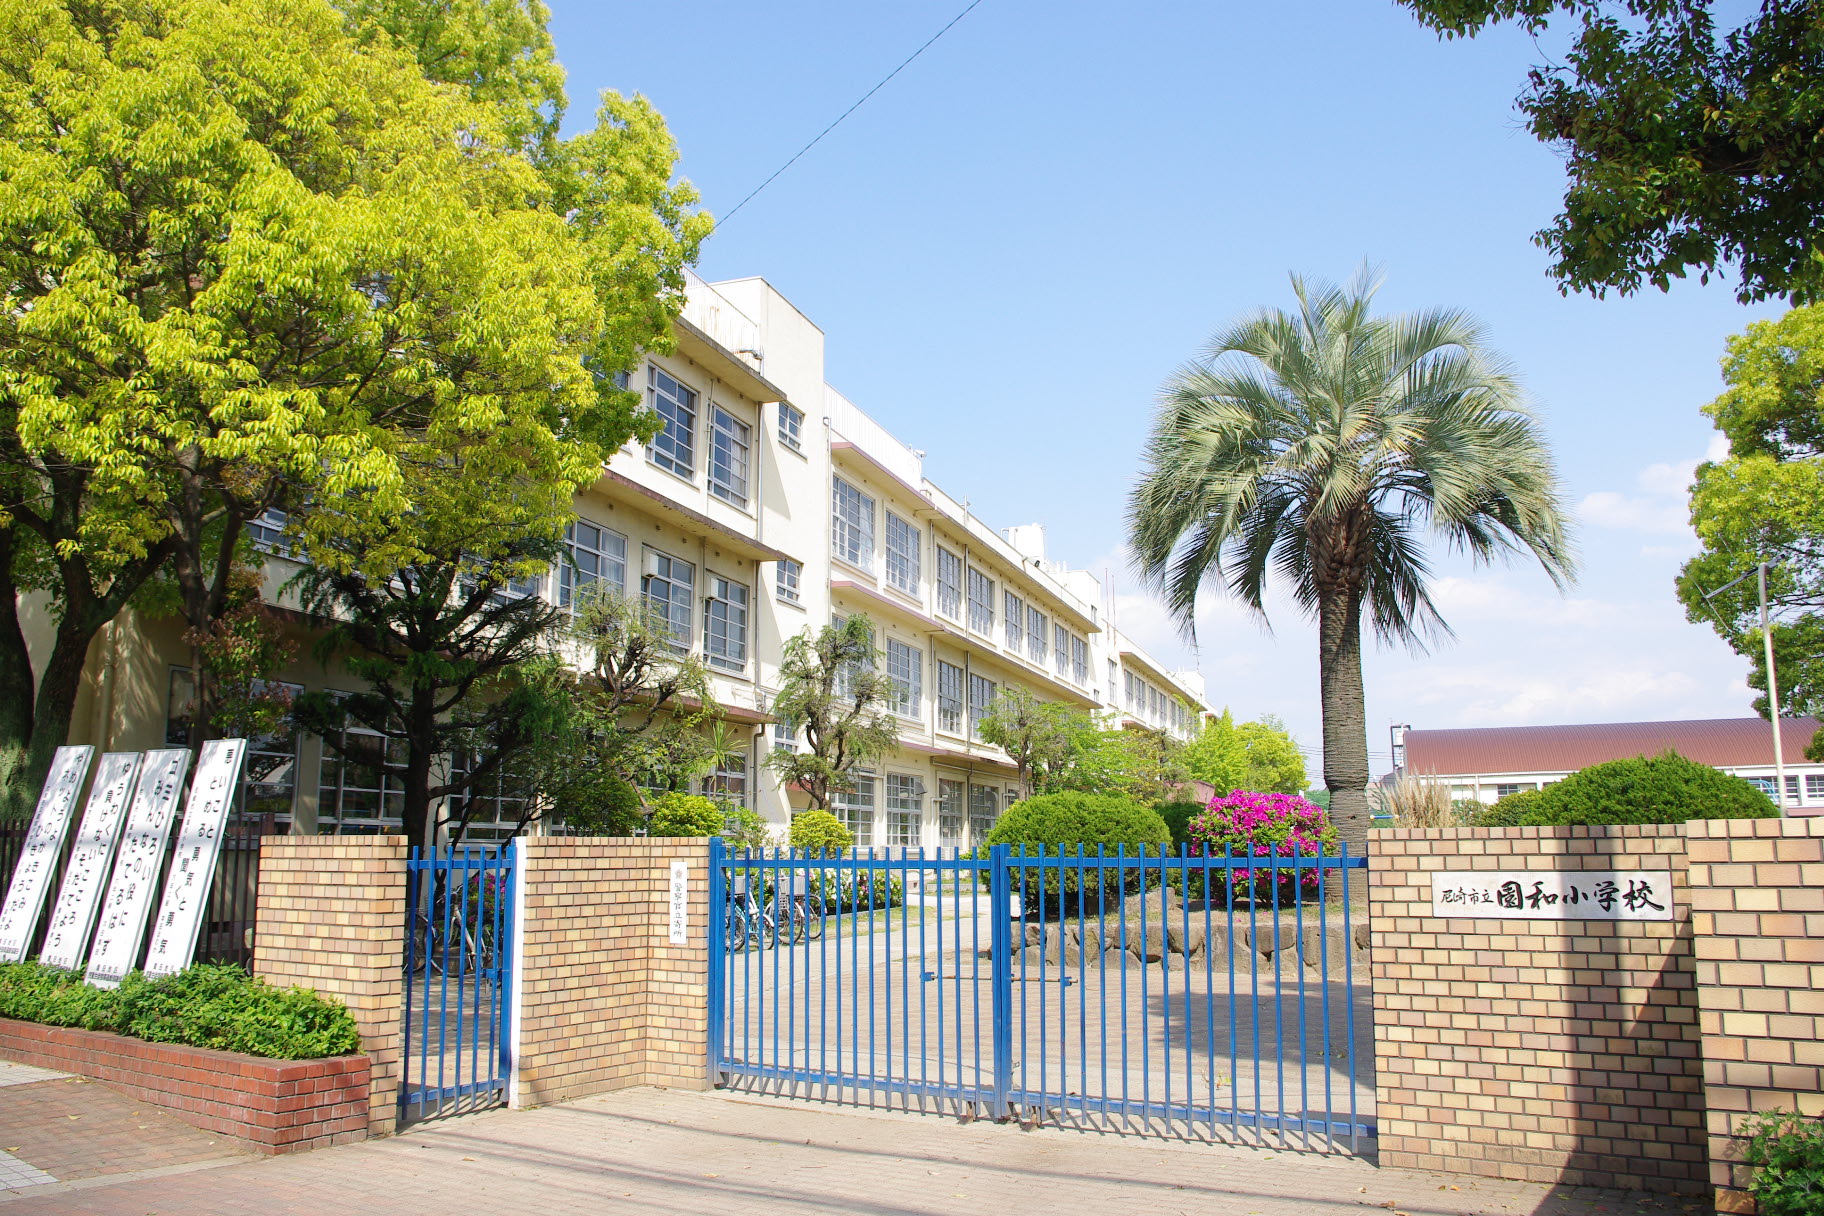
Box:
(1688, 816), (1824, 1213)
(513, 837), (710, 1107)
(1371, 825), (1707, 1194)
(252, 835), (406, 1136)
(0, 1018), (369, 1153)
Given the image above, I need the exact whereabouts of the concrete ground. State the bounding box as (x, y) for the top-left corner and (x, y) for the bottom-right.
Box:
(1, 1085), (1711, 1216)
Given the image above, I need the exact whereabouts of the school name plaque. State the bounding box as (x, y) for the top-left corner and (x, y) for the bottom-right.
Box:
(1431, 870), (1674, 921)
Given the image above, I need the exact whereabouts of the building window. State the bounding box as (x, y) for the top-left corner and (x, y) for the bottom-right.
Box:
(885, 513), (920, 594)
(966, 569), (995, 634)
(1004, 592), (1024, 651)
(642, 550), (694, 652)
(1028, 607), (1048, 664)
(1107, 659), (1118, 708)
(778, 402), (804, 453)
(246, 507), (293, 558)
(705, 577), (749, 673)
(936, 660), (964, 734)
(776, 559), (802, 604)
(1054, 625), (1070, 678)
(833, 774), (876, 847)
(968, 673), (996, 740)
(1784, 774), (1801, 805)
(1071, 635), (1088, 686)
(166, 667), (300, 822)
(1808, 774), (1824, 801)
(772, 717), (798, 754)
(316, 697), (406, 834)
(1745, 776), (1777, 799)
(832, 478), (875, 568)
(1493, 782), (1535, 799)
(885, 638), (923, 718)
(448, 750), (533, 843)
(885, 774), (923, 847)
(936, 547), (963, 618)
(559, 520), (627, 608)
(968, 783), (998, 845)
(708, 408), (751, 507)
(703, 746), (749, 808)
(646, 365), (697, 478)
(937, 779), (966, 847)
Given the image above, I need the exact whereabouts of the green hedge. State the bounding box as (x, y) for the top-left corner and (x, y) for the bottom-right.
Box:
(1156, 800), (1204, 851)
(0, 962), (360, 1060)
(983, 792), (1172, 910)
(1500, 751), (1777, 826)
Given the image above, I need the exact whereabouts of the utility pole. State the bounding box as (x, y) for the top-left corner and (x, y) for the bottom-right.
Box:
(1759, 561), (1786, 810)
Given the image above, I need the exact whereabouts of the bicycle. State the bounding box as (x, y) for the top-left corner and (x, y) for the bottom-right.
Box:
(723, 877), (776, 951)
(765, 876), (825, 945)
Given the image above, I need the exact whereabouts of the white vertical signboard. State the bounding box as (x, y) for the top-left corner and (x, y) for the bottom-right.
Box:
(0, 745), (95, 962)
(668, 861), (690, 945)
(38, 752), (143, 971)
(143, 739), (246, 979)
(85, 749), (193, 988)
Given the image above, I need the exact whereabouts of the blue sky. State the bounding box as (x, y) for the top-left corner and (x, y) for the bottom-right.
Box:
(548, 0), (1782, 774)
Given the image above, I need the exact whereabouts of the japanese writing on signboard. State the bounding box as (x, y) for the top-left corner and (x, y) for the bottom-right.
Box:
(0, 746), (96, 962)
(1431, 870), (1674, 921)
(668, 861), (690, 945)
(86, 749), (192, 988)
(143, 739), (246, 980)
(39, 752), (143, 972)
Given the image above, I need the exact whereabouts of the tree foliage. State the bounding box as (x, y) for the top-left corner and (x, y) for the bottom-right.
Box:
(764, 617), (900, 812)
(1048, 722), (1192, 804)
(1401, 0), (1824, 303)
(1128, 271), (1576, 856)
(1181, 710), (1308, 794)
(1505, 751), (1777, 825)
(1676, 306), (1824, 758)
(976, 686), (1096, 797)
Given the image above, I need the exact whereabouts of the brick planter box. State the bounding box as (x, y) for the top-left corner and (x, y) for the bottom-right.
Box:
(0, 1017), (370, 1154)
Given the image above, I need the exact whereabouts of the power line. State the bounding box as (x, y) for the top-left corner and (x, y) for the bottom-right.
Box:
(708, 0), (987, 234)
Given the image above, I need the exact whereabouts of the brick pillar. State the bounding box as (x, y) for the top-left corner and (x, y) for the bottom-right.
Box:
(253, 835), (407, 1136)
(1370, 825), (1707, 1195)
(1688, 817), (1824, 1214)
(512, 837), (710, 1107)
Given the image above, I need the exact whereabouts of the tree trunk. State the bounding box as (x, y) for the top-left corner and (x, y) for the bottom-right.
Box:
(0, 543), (38, 824)
(3, 619), (101, 824)
(1317, 583), (1370, 907)
(400, 688), (441, 853)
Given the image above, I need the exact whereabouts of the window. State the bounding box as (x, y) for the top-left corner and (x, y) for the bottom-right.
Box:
(778, 402), (804, 453)
(967, 569), (995, 634)
(968, 673), (996, 740)
(1808, 774), (1824, 801)
(646, 365), (697, 478)
(559, 520), (627, 608)
(1745, 776), (1777, 798)
(937, 779), (966, 847)
(968, 784), (998, 845)
(776, 559), (802, 604)
(1125, 670), (1139, 712)
(1494, 782), (1535, 799)
(166, 667), (300, 822)
(1054, 625), (1070, 677)
(885, 638), (923, 718)
(772, 718), (797, 754)
(1071, 635), (1088, 686)
(705, 577), (749, 673)
(885, 513), (920, 594)
(448, 750), (533, 843)
(708, 408), (751, 507)
(641, 550), (694, 652)
(703, 746), (749, 808)
(246, 507), (293, 558)
(886, 774), (923, 847)
(1028, 607), (1048, 664)
(1004, 592), (1024, 651)
(832, 478), (875, 568)
(936, 548), (963, 617)
(833, 774), (876, 847)
(1785, 774), (1801, 805)
(315, 696), (406, 834)
(1107, 659), (1118, 708)
(936, 660), (964, 734)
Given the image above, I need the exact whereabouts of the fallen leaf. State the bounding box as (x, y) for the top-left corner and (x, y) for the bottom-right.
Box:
(461, 1157), (475, 1162)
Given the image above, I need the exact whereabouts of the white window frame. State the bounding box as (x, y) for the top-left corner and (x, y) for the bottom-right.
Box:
(1055, 625), (1071, 678)
(885, 512), (920, 594)
(1028, 606), (1048, 665)
(778, 402), (804, 453)
(247, 507), (293, 558)
(1003, 591), (1024, 651)
(559, 519), (627, 608)
(937, 779), (966, 847)
(645, 365), (697, 479)
(708, 407), (751, 508)
(1071, 635), (1088, 686)
(968, 673), (996, 740)
(885, 638), (923, 719)
(936, 547), (963, 618)
(833, 773), (876, 847)
(966, 568), (995, 635)
(885, 773), (923, 847)
(642, 549), (695, 653)
(705, 576), (750, 674)
(936, 660), (964, 734)
(776, 558), (802, 605)
(832, 477), (875, 569)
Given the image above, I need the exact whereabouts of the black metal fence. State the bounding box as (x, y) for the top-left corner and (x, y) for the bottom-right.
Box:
(0, 815), (276, 970)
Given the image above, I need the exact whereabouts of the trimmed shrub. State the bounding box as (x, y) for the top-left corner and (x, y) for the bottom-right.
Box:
(1156, 800), (1203, 851)
(1187, 790), (1338, 902)
(719, 805), (773, 851)
(647, 792), (726, 837)
(1741, 1110), (1824, 1216)
(983, 792), (1172, 910)
(561, 774), (642, 836)
(0, 961), (359, 1060)
(1509, 751), (1777, 826)
(788, 809), (854, 854)
(1469, 787), (1543, 827)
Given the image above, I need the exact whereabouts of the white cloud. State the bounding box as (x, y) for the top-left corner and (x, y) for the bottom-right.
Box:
(1575, 436), (1727, 537)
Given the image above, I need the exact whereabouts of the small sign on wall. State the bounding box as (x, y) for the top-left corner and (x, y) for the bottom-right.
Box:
(668, 861), (690, 945)
(1431, 870), (1674, 920)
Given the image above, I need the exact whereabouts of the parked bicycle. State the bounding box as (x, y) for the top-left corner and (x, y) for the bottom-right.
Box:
(765, 875), (825, 945)
(723, 876), (776, 952)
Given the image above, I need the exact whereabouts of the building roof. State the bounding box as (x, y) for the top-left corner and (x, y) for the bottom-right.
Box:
(1404, 716), (1822, 776)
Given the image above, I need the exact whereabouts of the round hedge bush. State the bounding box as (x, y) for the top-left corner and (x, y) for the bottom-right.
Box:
(1467, 787), (1544, 827)
(983, 792), (1171, 910)
(788, 809), (855, 853)
(647, 792), (726, 837)
(1507, 751), (1777, 826)
(1155, 800), (1204, 851)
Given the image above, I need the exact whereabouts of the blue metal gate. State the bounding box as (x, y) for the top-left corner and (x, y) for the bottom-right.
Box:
(709, 840), (1372, 1151)
(402, 843), (515, 1122)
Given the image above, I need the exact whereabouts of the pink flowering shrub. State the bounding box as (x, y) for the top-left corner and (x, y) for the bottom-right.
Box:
(1186, 791), (1338, 902)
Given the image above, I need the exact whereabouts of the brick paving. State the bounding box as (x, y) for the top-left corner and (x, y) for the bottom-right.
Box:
(2, 1086), (1711, 1215)
(0, 1076), (249, 1193)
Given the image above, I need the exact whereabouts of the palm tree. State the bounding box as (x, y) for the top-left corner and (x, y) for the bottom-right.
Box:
(1127, 271), (1575, 859)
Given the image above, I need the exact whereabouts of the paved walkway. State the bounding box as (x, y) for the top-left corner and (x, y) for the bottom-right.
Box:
(1, 1086), (1710, 1215)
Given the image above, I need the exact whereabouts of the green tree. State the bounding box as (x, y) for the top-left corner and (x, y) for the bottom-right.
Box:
(1675, 305), (1824, 758)
(1507, 751), (1776, 825)
(1128, 271), (1576, 863)
(976, 686), (1096, 798)
(764, 617), (900, 813)
(1237, 715), (1307, 794)
(1181, 710), (1247, 793)
(1401, 0), (1824, 304)
(1049, 723), (1191, 804)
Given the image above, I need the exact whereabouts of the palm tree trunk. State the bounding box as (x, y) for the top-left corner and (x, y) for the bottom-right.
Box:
(1317, 585), (1370, 908)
